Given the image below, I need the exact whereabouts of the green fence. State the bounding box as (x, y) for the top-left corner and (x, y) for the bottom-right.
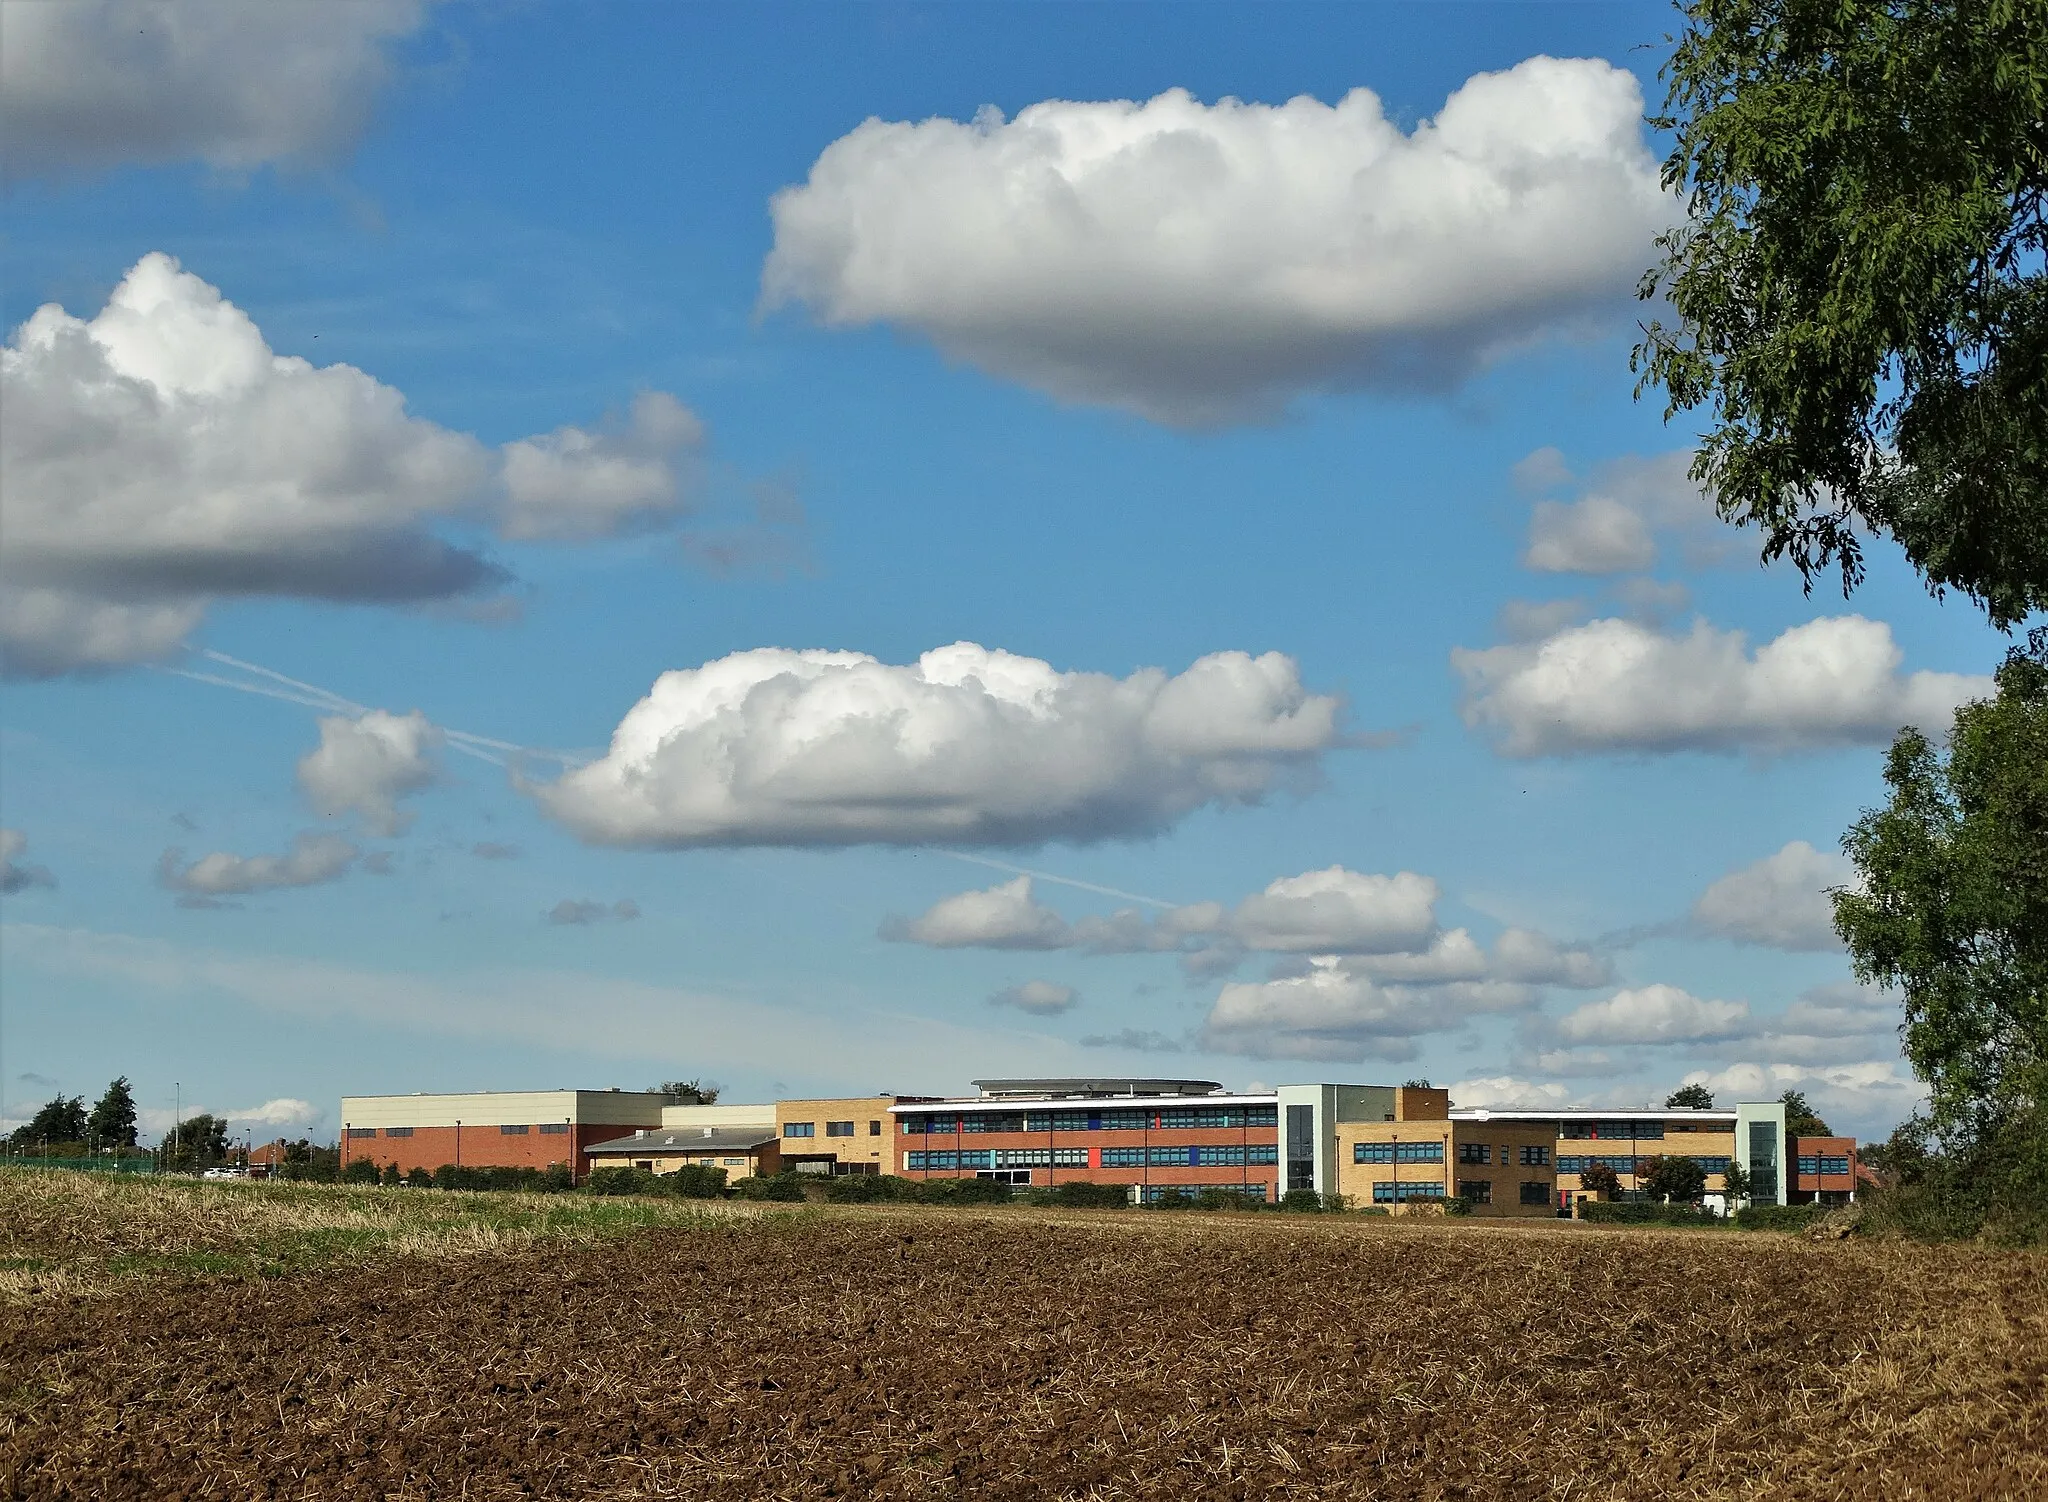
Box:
(2, 1157), (157, 1175)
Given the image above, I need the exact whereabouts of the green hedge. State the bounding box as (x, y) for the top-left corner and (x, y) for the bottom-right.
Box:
(1733, 1203), (1834, 1233)
(1580, 1201), (1724, 1227)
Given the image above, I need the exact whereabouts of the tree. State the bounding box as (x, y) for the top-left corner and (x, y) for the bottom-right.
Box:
(85, 1077), (138, 1149)
(1641, 1154), (1709, 1203)
(1635, 0), (2048, 628)
(1720, 1156), (1754, 1207)
(654, 1079), (720, 1105)
(1578, 1161), (1622, 1198)
(1835, 638), (2048, 1155)
(160, 1113), (230, 1167)
(10, 1094), (86, 1150)
(1779, 1090), (1833, 1141)
(1665, 1083), (1716, 1110)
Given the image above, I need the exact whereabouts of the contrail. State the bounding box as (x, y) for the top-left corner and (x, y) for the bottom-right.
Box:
(162, 651), (590, 769)
(935, 851), (1176, 909)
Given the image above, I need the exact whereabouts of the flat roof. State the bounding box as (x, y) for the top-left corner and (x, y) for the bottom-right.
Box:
(971, 1078), (1226, 1099)
(585, 1127), (778, 1154)
(894, 1092), (1276, 1114)
(1451, 1107), (1746, 1122)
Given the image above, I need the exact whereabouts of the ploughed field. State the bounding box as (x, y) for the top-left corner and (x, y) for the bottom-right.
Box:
(2, 1184), (2045, 1500)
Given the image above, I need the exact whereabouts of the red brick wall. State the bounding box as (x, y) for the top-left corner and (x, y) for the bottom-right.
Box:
(897, 1125), (1281, 1198)
(340, 1122), (642, 1180)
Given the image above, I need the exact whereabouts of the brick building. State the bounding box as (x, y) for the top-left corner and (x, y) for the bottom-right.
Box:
(339, 1089), (668, 1180)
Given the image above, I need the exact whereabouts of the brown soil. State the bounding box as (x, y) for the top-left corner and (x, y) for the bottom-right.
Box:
(2, 1211), (2043, 1500)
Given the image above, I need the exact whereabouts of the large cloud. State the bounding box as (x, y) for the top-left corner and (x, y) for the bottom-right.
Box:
(1454, 615), (1988, 757)
(1676, 1060), (1924, 1137)
(0, 0), (428, 179)
(156, 832), (358, 898)
(1224, 868), (1438, 954)
(0, 254), (706, 676)
(881, 875), (1073, 949)
(534, 643), (1342, 848)
(1692, 840), (1855, 951)
(990, 980), (1078, 1016)
(762, 58), (1671, 425)
(1199, 957), (1533, 1062)
(297, 710), (440, 837)
(0, 831), (58, 894)
(1555, 983), (1752, 1045)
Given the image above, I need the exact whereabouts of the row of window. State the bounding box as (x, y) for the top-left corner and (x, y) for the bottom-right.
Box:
(1100, 1145), (1279, 1168)
(1139, 1183), (1269, 1204)
(1353, 1142), (1443, 1164)
(1798, 1156), (1851, 1177)
(784, 1120), (882, 1138)
(1555, 1154), (1733, 1175)
(346, 1123), (568, 1138)
(900, 1107), (1279, 1135)
(905, 1149), (1093, 1171)
(1561, 1121), (1669, 1141)
(1371, 1181), (1447, 1203)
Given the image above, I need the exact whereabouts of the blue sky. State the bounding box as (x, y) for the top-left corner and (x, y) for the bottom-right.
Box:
(0, 2), (2004, 1145)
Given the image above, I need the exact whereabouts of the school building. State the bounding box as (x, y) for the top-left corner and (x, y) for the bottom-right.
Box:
(339, 1077), (1807, 1211)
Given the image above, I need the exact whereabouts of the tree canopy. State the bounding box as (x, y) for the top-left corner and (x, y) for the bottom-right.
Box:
(1665, 1083), (1716, 1109)
(9, 1095), (86, 1149)
(654, 1079), (720, 1105)
(1636, 0), (2048, 627)
(160, 1113), (231, 1166)
(1641, 1154), (1710, 1202)
(1779, 1090), (1834, 1140)
(1835, 636), (2048, 1150)
(86, 1077), (138, 1148)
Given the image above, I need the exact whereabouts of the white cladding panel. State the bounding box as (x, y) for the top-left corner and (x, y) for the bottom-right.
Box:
(341, 1091), (666, 1130)
(660, 1103), (777, 1130)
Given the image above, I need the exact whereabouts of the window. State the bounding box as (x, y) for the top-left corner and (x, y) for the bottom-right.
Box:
(784, 1122), (815, 1138)
(993, 1147), (1091, 1169)
(1632, 1122), (1665, 1140)
(1519, 1181), (1550, 1206)
(1098, 1109), (1150, 1132)
(1139, 1183), (1267, 1204)
(905, 1150), (995, 1171)
(499, 1124), (529, 1135)
(722, 1157), (744, 1166)
(960, 1112), (1024, 1134)
(538, 1122), (569, 1135)
(1372, 1180), (1445, 1203)
(1458, 1143), (1492, 1165)
(1557, 1155), (1636, 1176)
(1519, 1145), (1550, 1166)
(1820, 1155), (1850, 1176)
(1190, 1144), (1278, 1167)
(1353, 1141), (1444, 1164)
(1458, 1179), (1492, 1205)
(1286, 1104), (1316, 1192)
(1797, 1155), (1819, 1177)
(826, 1120), (855, 1137)
(868, 1120), (882, 1136)
(383, 1127), (413, 1138)
(347, 1127), (376, 1139)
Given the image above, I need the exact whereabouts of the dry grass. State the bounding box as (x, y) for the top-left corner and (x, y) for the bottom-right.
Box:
(0, 1167), (767, 1301)
(1, 1173), (2043, 1499)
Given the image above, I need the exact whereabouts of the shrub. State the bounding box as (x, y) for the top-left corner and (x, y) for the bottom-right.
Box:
(915, 1176), (1012, 1205)
(341, 1157), (381, 1185)
(1733, 1203), (1833, 1234)
(1148, 1188), (1195, 1211)
(1279, 1188), (1325, 1214)
(668, 1164), (728, 1199)
(405, 1167), (432, 1188)
(1581, 1201), (1724, 1227)
(733, 1172), (808, 1202)
(1049, 1180), (1132, 1210)
(585, 1166), (660, 1197)
(540, 1163), (574, 1193)
(379, 1163), (402, 1187)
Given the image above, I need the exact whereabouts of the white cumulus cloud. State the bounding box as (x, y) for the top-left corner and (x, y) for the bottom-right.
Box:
(763, 58), (1671, 425)
(1200, 957), (1533, 1062)
(227, 1097), (322, 1130)
(0, 0), (428, 180)
(1519, 450), (1711, 575)
(1448, 1075), (1582, 1110)
(1556, 983), (1752, 1045)
(157, 832), (359, 898)
(0, 831), (58, 894)
(1454, 614), (1988, 757)
(883, 875), (1073, 949)
(990, 980), (1078, 1016)
(0, 253), (709, 676)
(1692, 840), (1855, 951)
(534, 643), (1341, 848)
(500, 391), (704, 541)
(297, 709), (440, 837)
(1677, 1060), (1924, 1137)
(1223, 867), (1439, 954)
